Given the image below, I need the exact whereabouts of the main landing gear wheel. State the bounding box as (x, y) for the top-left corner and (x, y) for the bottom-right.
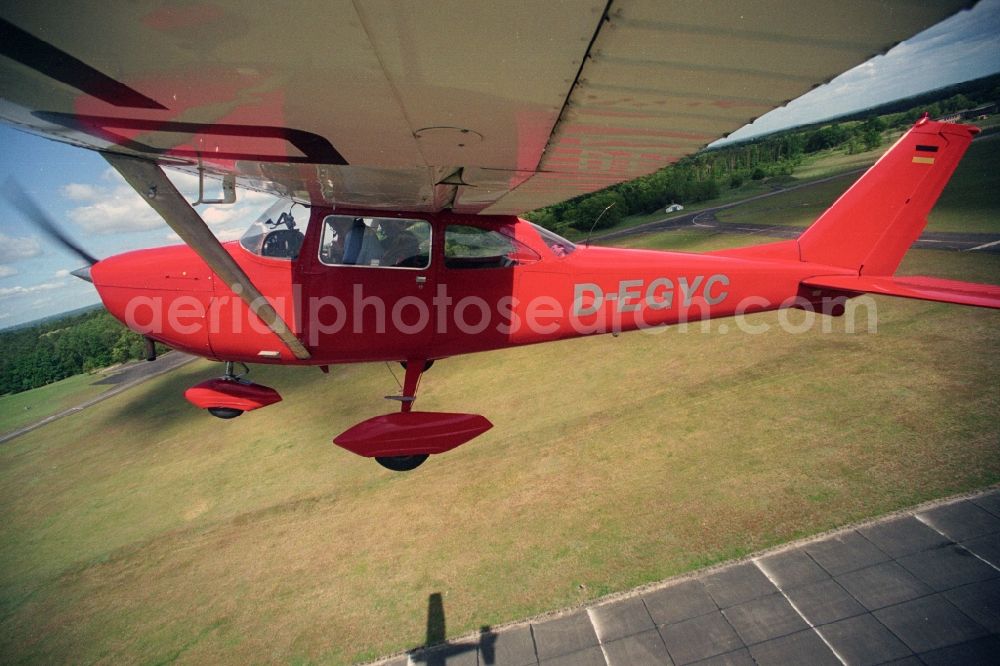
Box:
(375, 454), (428, 472)
(208, 407), (243, 419)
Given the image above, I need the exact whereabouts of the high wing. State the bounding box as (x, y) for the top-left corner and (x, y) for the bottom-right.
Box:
(0, 1), (973, 214)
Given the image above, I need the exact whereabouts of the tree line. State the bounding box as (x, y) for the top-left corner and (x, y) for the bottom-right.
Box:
(0, 308), (167, 395)
(527, 77), (1000, 236)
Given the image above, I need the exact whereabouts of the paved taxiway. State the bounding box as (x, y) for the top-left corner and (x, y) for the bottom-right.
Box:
(0, 351), (196, 445)
(593, 204), (1000, 255)
(377, 488), (1000, 665)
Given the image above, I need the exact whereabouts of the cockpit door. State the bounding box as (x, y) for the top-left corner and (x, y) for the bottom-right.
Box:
(299, 214), (436, 362)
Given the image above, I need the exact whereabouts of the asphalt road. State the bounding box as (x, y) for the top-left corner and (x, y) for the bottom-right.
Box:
(0, 351), (197, 445)
(591, 171), (1000, 254)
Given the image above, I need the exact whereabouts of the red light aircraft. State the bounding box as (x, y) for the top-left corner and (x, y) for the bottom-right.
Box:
(1, 3), (997, 471)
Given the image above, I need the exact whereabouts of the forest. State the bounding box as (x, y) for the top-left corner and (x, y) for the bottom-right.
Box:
(526, 74), (1000, 235)
(0, 308), (166, 394)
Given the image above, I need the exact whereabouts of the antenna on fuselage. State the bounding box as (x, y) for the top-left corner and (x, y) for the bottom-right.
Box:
(584, 202), (616, 247)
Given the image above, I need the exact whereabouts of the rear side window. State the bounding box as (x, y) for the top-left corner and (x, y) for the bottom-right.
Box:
(444, 225), (540, 269)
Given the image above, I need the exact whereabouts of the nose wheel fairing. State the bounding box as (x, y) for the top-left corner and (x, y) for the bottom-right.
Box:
(184, 377), (282, 415)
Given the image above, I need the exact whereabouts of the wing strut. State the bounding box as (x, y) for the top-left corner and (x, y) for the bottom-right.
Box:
(103, 153), (312, 360)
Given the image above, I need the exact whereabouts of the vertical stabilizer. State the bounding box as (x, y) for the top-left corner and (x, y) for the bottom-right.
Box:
(798, 117), (978, 275)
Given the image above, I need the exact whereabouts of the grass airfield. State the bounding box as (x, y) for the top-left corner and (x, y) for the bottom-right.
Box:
(716, 133), (1000, 235)
(1, 244), (998, 664)
(3, 137), (1000, 664)
(0, 373), (108, 435)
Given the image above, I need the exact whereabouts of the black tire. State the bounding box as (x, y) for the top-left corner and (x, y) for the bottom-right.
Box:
(208, 407), (244, 419)
(375, 454), (428, 471)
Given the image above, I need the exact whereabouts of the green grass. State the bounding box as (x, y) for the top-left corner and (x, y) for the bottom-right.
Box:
(714, 175), (855, 229)
(608, 228), (767, 252)
(584, 179), (787, 240)
(2, 126), (998, 662)
(0, 373), (109, 434)
(714, 135), (1000, 235)
(926, 134), (1000, 234)
(790, 131), (904, 181)
(599, 136), (889, 238)
(1, 233), (998, 664)
(601, 127), (998, 239)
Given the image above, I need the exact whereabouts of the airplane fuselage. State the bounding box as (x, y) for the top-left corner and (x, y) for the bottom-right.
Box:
(91, 209), (853, 366)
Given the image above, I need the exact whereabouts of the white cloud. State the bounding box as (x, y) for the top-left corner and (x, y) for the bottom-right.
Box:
(215, 227), (246, 242)
(0, 232), (42, 263)
(0, 280), (64, 299)
(201, 206), (238, 227)
(0, 265), (17, 278)
(61, 183), (102, 201)
(62, 168), (279, 237)
(54, 269), (70, 278)
(100, 167), (121, 183)
(67, 190), (164, 234)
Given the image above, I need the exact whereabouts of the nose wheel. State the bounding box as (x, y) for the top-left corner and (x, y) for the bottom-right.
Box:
(184, 362), (283, 418)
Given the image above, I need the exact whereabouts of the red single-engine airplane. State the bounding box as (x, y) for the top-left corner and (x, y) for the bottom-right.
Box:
(1, 2), (997, 470)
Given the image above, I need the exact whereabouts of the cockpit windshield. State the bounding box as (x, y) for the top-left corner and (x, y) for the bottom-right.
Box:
(239, 200), (308, 260)
(529, 223), (576, 257)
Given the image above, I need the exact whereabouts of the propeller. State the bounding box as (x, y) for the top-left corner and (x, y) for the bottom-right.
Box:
(2, 178), (99, 279)
(2, 177), (163, 360)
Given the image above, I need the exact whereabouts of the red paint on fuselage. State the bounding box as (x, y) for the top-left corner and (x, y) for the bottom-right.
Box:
(91, 210), (853, 366)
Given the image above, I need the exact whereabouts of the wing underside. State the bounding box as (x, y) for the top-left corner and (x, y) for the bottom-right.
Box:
(0, 1), (973, 214)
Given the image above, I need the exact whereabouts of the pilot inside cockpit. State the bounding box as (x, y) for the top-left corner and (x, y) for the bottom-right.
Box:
(318, 215), (430, 268)
(379, 221), (422, 267)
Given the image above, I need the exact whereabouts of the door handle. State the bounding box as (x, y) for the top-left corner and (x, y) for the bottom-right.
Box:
(415, 276), (427, 284)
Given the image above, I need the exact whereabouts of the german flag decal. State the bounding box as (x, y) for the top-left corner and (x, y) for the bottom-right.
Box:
(913, 143), (937, 164)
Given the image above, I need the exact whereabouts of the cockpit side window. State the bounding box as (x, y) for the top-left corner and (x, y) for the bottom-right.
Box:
(318, 215), (431, 269)
(444, 225), (541, 269)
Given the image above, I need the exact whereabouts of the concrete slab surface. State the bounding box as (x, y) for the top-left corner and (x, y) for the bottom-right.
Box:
(373, 488), (1000, 666)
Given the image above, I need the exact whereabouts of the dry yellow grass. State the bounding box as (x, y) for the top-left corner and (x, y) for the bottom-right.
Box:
(1, 239), (997, 664)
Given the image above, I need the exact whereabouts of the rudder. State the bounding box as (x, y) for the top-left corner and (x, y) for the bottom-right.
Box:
(798, 117), (978, 275)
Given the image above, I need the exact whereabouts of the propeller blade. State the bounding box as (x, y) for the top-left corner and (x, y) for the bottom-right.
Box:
(2, 178), (100, 266)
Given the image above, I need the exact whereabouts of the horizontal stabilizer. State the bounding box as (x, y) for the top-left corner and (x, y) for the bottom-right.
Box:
(803, 275), (1000, 309)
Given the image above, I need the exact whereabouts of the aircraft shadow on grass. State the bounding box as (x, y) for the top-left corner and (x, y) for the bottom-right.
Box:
(108, 364), (221, 432)
(409, 592), (498, 666)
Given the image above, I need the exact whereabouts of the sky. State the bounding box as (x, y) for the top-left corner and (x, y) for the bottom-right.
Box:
(720, 0), (1000, 142)
(1, 1), (999, 328)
